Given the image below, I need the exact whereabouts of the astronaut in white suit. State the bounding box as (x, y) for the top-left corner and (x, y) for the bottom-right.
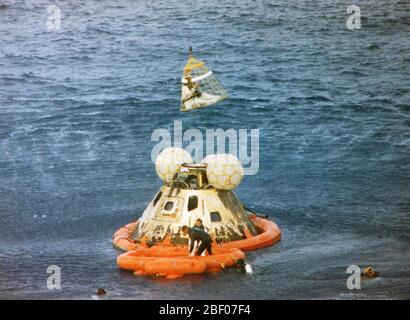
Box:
(181, 76), (222, 110)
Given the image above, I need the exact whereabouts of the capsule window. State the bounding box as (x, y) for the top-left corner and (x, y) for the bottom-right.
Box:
(210, 211), (222, 222)
(187, 196), (198, 211)
(163, 201), (175, 211)
(153, 192), (162, 207)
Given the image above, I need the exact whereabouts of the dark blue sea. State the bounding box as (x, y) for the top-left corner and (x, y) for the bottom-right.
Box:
(0, 0), (409, 299)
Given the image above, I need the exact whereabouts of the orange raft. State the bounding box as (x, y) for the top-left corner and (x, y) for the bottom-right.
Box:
(113, 215), (281, 279)
(117, 246), (245, 279)
(112, 215), (281, 253)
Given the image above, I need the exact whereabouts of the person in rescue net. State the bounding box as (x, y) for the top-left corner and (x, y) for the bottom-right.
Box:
(182, 76), (201, 104)
(181, 225), (212, 256)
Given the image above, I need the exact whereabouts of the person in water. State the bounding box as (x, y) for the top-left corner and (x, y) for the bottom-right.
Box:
(181, 225), (212, 256)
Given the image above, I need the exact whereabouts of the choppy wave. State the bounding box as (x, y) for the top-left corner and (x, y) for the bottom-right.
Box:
(0, 0), (409, 299)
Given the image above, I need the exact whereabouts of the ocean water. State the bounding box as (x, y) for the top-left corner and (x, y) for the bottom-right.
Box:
(0, 0), (409, 299)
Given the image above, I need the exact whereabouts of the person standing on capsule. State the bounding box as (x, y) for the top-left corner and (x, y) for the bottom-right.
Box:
(194, 218), (205, 230)
(181, 225), (213, 256)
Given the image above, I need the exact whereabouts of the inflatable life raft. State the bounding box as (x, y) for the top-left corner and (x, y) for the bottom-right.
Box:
(113, 215), (281, 253)
(113, 215), (281, 279)
(117, 246), (245, 279)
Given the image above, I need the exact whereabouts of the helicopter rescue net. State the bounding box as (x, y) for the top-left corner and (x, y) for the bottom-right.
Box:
(181, 55), (228, 112)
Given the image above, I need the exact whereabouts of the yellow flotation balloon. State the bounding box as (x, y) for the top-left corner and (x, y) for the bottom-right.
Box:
(155, 147), (192, 183)
(203, 154), (244, 190)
